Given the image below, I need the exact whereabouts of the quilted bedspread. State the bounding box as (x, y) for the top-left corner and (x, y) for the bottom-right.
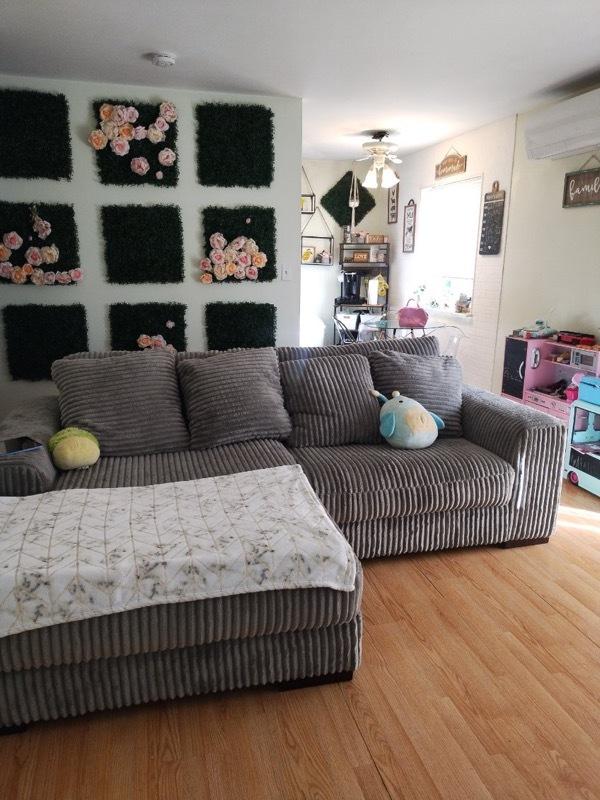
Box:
(0, 465), (356, 638)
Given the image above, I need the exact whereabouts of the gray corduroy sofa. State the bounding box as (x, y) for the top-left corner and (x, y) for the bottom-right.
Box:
(0, 335), (565, 729)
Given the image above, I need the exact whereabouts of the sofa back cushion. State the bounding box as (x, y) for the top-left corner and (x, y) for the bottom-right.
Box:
(177, 348), (292, 450)
(277, 334), (439, 363)
(52, 350), (189, 456)
(280, 353), (380, 447)
(369, 351), (463, 436)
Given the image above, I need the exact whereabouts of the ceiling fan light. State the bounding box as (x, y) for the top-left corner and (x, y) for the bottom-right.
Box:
(381, 166), (400, 188)
(362, 167), (378, 189)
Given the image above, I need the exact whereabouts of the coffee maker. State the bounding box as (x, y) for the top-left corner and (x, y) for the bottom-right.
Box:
(341, 272), (361, 303)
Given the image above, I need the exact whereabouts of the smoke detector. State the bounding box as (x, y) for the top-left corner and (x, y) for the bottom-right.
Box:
(150, 52), (176, 68)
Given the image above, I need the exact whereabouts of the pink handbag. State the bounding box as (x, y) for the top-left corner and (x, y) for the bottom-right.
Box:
(397, 299), (428, 328)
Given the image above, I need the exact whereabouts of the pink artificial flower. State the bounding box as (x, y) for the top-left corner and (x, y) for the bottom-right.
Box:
(88, 129), (108, 150)
(110, 137), (130, 157)
(43, 271), (56, 284)
(133, 125), (147, 141)
(3, 231), (23, 250)
(147, 124), (165, 144)
(158, 147), (176, 167)
(154, 116), (169, 133)
(0, 262), (13, 279)
(32, 216), (52, 240)
(131, 156), (150, 176)
(199, 272), (213, 284)
(69, 268), (83, 281)
(165, 344), (177, 353)
(99, 103), (114, 122)
(155, 171), (163, 180)
(234, 265), (246, 280)
(165, 320), (175, 329)
(151, 335), (167, 349)
(137, 334), (153, 349)
(245, 266), (259, 280)
(252, 252), (268, 268)
(111, 105), (128, 126)
(126, 106), (139, 123)
(11, 267), (27, 284)
(209, 248), (225, 265)
(209, 232), (227, 250)
(230, 236), (247, 251)
(55, 271), (71, 284)
(30, 268), (45, 286)
(159, 101), (177, 123)
(244, 238), (259, 255)
(199, 258), (213, 272)
(100, 120), (120, 140)
(236, 251), (251, 268)
(41, 244), (59, 264)
(24, 247), (43, 267)
(213, 263), (227, 281)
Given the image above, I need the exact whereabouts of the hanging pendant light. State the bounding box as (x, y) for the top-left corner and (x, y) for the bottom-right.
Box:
(358, 131), (402, 188)
(362, 168), (378, 189)
(381, 165), (400, 188)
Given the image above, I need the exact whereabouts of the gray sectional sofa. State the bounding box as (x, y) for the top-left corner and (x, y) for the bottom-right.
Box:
(0, 335), (565, 729)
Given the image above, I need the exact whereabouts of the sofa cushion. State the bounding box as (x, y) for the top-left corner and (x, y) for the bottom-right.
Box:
(291, 439), (515, 525)
(54, 439), (296, 489)
(277, 334), (440, 363)
(177, 348), (291, 450)
(279, 353), (380, 447)
(369, 351), (463, 436)
(52, 350), (189, 457)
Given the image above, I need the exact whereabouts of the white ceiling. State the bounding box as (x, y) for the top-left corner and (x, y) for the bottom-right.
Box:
(3, 0), (600, 160)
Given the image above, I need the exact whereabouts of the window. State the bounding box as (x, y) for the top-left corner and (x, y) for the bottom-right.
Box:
(415, 177), (482, 315)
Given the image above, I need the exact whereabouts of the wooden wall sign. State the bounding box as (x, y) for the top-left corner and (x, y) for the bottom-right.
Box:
(435, 152), (467, 179)
(479, 181), (505, 255)
(563, 166), (600, 207)
(402, 199), (416, 253)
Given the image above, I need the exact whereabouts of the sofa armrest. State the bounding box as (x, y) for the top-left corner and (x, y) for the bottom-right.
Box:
(462, 386), (566, 542)
(0, 396), (60, 496)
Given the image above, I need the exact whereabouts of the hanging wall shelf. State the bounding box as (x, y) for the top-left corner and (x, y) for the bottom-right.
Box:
(301, 206), (335, 265)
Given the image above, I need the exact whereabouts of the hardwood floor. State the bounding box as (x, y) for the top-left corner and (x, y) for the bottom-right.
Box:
(1, 482), (599, 800)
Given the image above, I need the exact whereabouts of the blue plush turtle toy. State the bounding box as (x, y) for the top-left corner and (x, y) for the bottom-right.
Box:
(370, 389), (445, 449)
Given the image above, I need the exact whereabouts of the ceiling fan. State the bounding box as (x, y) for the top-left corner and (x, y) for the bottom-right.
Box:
(355, 131), (402, 189)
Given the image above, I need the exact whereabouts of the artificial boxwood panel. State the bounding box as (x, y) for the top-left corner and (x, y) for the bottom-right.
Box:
(110, 303), (187, 351)
(196, 103), (274, 187)
(92, 100), (178, 187)
(102, 205), (183, 284)
(3, 304), (88, 380)
(320, 171), (376, 227)
(202, 206), (276, 282)
(0, 89), (72, 180)
(0, 201), (80, 276)
(205, 302), (276, 350)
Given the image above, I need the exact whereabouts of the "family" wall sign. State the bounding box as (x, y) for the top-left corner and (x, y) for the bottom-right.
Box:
(563, 166), (600, 208)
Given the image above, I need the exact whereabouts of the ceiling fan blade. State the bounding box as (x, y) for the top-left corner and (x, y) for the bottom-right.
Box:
(354, 155), (372, 161)
(387, 156), (402, 164)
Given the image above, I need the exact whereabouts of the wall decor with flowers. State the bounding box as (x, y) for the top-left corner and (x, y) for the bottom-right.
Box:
(205, 302), (276, 351)
(0, 202), (81, 286)
(196, 103), (274, 187)
(201, 207), (276, 283)
(89, 99), (178, 187)
(101, 205), (183, 284)
(109, 303), (186, 351)
(0, 89), (73, 180)
(2, 304), (88, 381)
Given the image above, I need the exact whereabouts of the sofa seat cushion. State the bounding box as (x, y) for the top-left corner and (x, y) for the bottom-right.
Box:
(291, 439), (515, 525)
(55, 439), (296, 490)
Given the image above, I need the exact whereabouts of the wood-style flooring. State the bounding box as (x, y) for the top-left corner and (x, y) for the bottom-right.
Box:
(1, 482), (599, 800)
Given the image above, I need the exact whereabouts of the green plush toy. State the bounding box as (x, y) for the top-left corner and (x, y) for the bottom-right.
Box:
(48, 427), (100, 471)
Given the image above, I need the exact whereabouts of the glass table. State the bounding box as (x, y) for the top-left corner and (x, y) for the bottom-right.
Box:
(358, 321), (466, 357)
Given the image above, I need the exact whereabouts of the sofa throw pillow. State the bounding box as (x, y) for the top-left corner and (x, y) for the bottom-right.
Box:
(277, 334), (440, 363)
(369, 351), (463, 437)
(280, 353), (380, 447)
(177, 348), (292, 450)
(52, 350), (189, 456)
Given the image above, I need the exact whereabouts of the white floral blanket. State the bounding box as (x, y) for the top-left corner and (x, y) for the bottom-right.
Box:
(0, 465), (356, 638)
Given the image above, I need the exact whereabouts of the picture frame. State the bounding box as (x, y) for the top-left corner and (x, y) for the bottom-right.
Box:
(352, 250), (369, 263)
(301, 194), (316, 214)
(366, 233), (387, 244)
(402, 199), (416, 253)
(301, 245), (316, 264)
(387, 183), (399, 224)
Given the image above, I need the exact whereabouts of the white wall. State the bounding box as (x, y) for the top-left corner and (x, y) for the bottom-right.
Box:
(388, 116), (517, 389)
(493, 109), (600, 390)
(300, 159), (389, 346)
(0, 73), (301, 417)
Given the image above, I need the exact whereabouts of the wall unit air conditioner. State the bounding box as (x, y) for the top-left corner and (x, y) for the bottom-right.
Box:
(525, 87), (600, 160)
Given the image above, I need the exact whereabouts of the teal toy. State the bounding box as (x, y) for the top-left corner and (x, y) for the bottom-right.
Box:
(370, 389), (445, 449)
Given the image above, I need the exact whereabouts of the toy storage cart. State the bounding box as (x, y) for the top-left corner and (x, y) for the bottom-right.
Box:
(564, 389), (600, 498)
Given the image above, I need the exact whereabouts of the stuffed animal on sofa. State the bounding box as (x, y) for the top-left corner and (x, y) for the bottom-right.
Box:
(48, 427), (100, 470)
(370, 390), (444, 449)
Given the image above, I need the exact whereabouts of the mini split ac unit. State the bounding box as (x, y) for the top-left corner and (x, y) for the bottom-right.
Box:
(524, 86), (600, 160)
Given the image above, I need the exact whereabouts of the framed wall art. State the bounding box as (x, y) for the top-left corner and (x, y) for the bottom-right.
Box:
(387, 183), (399, 224)
(402, 199), (416, 253)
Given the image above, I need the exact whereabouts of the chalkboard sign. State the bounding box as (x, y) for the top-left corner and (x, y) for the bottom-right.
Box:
(479, 180), (505, 255)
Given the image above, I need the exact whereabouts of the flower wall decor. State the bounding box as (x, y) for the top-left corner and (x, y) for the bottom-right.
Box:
(199, 232), (268, 283)
(88, 100), (178, 186)
(0, 89), (73, 180)
(109, 303), (187, 351)
(0, 202), (81, 286)
(202, 206), (276, 282)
